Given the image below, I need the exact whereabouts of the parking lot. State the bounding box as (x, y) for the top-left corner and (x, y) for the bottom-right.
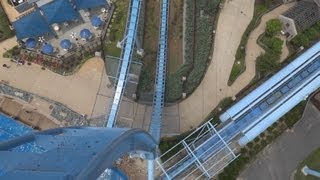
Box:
(239, 101), (320, 180)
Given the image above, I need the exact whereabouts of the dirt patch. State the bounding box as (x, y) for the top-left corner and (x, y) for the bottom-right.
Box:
(117, 156), (148, 180)
(168, 0), (184, 74)
(0, 97), (59, 130)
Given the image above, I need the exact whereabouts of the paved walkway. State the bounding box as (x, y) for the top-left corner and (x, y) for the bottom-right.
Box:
(239, 102), (320, 180)
(177, 0), (255, 131)
(176, 2), (294, 132)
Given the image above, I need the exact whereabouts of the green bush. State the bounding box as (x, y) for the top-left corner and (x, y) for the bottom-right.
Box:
(165, 0), (221, 102)
(256, 52), (280, 76)
(103, 0), (129, 57)
(3, 46), (20, 58)
(265, 19), (281, 37)
(0, 5), (15, 42)
(291, 34), (310, 48)
(228, 4), (269, 85)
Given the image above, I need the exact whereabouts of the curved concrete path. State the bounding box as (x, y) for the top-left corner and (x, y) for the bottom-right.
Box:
(177, 2), (294, 132)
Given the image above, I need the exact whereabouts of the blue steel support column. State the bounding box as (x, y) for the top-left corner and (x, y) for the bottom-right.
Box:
(106, 0), (142, 128)
(149, 0), (169, 144)
(148, 0), (169, 179)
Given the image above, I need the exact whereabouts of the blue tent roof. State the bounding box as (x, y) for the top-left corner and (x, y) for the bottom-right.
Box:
(42, 43), (54, 55)
(91, 16), (103, 27)
(60, 39), (72, 49)
(41, 0), (81, 24)
(12, 10), (54, 40)
(74, 0), (107, 10)
(25, 38), (37, 49)
(80, 28), (92, 40)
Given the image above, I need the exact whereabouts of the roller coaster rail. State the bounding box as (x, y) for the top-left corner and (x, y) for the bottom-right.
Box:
(106, 0), (142, 127)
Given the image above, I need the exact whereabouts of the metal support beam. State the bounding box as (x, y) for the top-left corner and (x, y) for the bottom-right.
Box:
(182, 140), (210, 178)
(208, 122), (237, 158)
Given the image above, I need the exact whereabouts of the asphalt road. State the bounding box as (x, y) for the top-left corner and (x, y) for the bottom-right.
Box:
(238, 102), (320, 180)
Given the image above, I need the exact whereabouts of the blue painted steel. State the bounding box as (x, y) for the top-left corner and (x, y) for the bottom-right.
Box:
(91, 16), (103, 27)
(12, 10), (54, 40)
(60, 39), (72, 49)
(106, 0), (142, 127)
(220, 43), (320, 122)
(25, 38), (37, 49)
(166, 42), (320, 179)
(148, 0), (168, 144)
(0, 113), (41, 152)
(41, 43), (54, 55)
(40, 0), (81, 24)
(0, 127), (157, 179)
(74, 0), (107, 10)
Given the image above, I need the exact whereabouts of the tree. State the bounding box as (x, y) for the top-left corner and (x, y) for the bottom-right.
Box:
(266, 19), (282, 37)
(291, 34), (310, 48)
(269, 37), (283, 54)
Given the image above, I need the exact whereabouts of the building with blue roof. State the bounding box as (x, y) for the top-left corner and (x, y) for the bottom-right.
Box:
(42, 43), (54, 55)
(91, 16), (103, 28)
(12, 10), (55, 40)
(40, 0), (82, 24)
(74, 0), (107, 10)
(80, 28), (92, 40)
(25, 38), (37, 49)
(60, 39), (72, 50)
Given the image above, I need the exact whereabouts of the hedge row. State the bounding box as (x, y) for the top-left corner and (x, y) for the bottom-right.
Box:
(165, 0), (220, 102)
(291, 21), (320, 49)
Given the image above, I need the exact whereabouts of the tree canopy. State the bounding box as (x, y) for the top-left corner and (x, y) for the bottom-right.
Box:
(266, 19), (282, 37)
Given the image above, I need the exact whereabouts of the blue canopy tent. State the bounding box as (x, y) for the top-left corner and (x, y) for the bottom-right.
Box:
(74, 0), (107, 10)
(80, 28), (92, 40)
(91, 16), (103, 27)
(60, 39), (72, 50)
(40, 0), (81, 24)
(42, 43), (54, 55)
(25, 38), (37, 49)
(12, 10), (54, 40)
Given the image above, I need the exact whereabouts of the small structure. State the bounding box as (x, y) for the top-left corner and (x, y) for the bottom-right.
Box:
(59, 39), (72, 51)
(80, 28), (92, 41)
(10, 0), (33, 13)
(301, 165), (320, 178)
(42, 43), (54, 55)
(91, 16), (103, 29)
(25, 38), (37, 49)
(279, 0), (320, 40)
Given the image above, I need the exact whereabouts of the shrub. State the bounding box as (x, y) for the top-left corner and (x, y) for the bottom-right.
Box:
(266, 19), (282, 37)
(291, 34), (310, 48)
(256, 52), (280, 76)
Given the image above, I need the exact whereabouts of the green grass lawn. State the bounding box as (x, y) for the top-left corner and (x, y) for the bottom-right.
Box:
(0, 6), (14, 42)
(295, 147), (320, 180)
(103, 0), (129, 57)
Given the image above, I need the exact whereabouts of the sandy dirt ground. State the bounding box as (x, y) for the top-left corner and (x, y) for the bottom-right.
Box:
(175, 2), (295, 132)
(0, 96), (59, 130)
(0, 37), (106, 116)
